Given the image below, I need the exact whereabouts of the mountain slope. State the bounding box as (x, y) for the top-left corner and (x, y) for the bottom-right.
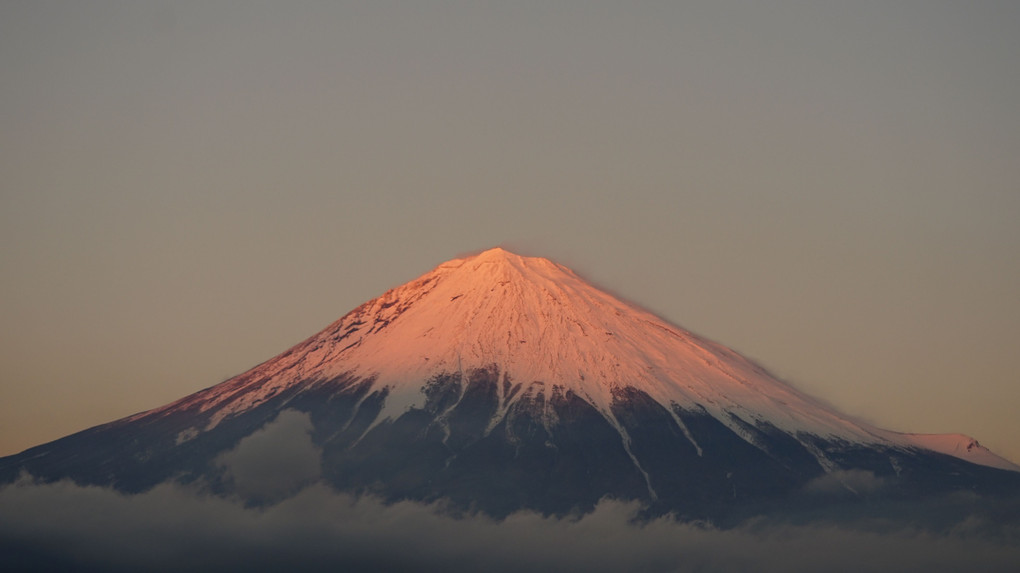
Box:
(140, 249), (883, 442)
(2, 247), (1017, 518)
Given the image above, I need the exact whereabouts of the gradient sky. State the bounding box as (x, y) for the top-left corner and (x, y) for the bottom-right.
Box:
(1, 1), (1018, 464)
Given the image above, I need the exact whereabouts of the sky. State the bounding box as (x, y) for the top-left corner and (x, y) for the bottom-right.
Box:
(1, 0), (1018, 468)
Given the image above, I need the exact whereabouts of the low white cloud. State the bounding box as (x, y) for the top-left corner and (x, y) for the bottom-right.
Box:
(1, 476), (1019, 572)
(214, 409), (321, 503)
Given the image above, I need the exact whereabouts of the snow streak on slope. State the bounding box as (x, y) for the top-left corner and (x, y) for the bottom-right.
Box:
(134, 248), (1014, 471)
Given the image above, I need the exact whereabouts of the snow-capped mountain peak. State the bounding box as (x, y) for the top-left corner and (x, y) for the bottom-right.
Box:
(158, 248), (916, 454)
(6, 248), (1018, 521)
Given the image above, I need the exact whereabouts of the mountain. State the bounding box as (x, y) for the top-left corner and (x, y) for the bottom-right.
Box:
(2, 247), (1017, 520)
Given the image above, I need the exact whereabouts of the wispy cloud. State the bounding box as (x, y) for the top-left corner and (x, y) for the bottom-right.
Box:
(214, 409), (322, 503)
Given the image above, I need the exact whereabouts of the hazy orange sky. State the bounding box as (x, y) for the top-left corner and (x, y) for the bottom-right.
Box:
(1, 2), (1018, 463)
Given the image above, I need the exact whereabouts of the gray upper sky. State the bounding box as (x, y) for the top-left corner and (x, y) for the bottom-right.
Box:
(1, 1), (1018, 462)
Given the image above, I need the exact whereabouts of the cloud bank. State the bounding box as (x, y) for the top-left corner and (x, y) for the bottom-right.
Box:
(2, 479), (1020, 573)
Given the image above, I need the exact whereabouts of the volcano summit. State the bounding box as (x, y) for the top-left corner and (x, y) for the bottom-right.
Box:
(2, 248), (1017, 518)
